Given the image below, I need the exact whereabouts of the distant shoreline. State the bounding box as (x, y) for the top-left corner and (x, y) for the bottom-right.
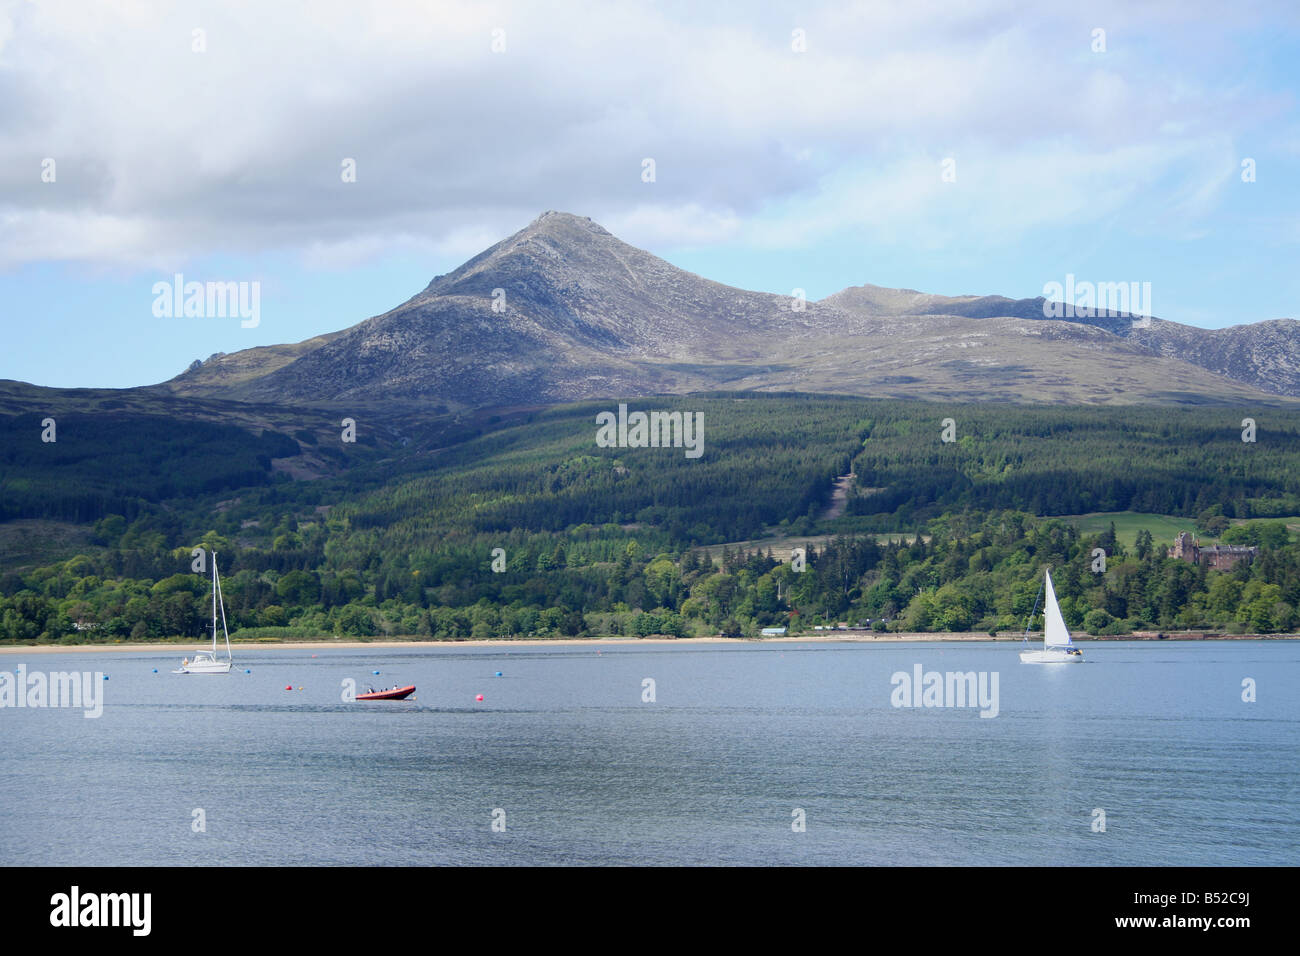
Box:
(1, 631), (1296, 653)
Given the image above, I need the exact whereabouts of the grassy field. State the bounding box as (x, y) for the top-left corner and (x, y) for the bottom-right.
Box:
(1065, 511), (1300, 547)
(703, 513), (1300, 560)
(1065, 512), (1194, 548)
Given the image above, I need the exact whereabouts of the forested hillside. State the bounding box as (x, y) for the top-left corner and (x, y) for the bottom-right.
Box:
(2, 395), (1299, 641)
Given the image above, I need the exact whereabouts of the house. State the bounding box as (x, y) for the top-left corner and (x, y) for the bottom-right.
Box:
(1171, 531), (1257, 569)
(761, 627), (787, 636)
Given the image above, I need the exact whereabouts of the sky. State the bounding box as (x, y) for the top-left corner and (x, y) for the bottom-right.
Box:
(1, 0), (1298, 389)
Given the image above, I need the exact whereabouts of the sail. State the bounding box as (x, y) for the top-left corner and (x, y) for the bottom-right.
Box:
(1043, 569), (1072, 647)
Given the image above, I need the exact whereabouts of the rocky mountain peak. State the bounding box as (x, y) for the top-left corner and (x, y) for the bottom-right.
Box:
(159, 212), (1300, 408)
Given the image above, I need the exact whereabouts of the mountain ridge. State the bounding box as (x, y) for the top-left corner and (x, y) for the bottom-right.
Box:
(141, 210), (1300, 408)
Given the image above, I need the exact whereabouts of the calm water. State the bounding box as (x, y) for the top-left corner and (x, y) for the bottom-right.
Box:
(1, 641), (1296, 866)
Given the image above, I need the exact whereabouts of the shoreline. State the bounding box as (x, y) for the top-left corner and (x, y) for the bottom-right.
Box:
(1, 632), (1296, 654)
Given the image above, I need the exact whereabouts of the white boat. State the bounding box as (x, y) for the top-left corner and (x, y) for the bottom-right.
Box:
(1019, 567), (1083, 663)
(174, 552), (233, 675)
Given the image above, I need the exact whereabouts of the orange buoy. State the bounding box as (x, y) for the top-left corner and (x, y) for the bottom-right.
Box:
(476, 694), (484, 702)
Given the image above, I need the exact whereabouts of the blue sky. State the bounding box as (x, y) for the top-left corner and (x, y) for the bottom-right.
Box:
(2, 0), (1298, 388)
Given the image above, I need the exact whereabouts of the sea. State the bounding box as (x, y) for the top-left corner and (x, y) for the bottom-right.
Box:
(1, 640), (1296, 866)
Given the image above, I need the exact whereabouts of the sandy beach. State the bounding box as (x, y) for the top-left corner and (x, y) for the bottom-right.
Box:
(1, 631), (1295, 653)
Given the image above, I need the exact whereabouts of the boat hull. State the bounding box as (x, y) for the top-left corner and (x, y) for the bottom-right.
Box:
(173, 660), (232, 674)
(356, 685), (416, 701)
(1020, 648), (1083, 663)
(174, 648), (232, 674)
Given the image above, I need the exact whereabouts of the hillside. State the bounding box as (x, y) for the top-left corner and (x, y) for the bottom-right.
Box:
(4, 395), (1300, 643)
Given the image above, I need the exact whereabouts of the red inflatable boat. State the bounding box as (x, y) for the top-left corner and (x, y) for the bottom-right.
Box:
(356, 685), (416, 701)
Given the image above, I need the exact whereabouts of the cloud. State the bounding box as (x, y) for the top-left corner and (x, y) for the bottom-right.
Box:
(0, 0), (1295, 271)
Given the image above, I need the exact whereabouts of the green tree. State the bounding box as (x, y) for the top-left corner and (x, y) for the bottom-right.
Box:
(276, 570), (321, 607)
(1134, 529), (1154, 560)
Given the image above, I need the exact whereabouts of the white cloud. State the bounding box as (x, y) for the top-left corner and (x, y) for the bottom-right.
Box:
(602, 204), (742, 248)
(0, 0), (1293, 270)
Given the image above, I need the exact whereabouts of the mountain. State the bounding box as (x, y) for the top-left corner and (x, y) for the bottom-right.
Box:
(151, 211), (1298, 408)
(162, 211), (850, 409)
(1129, 319), (1300, 398)
(823, 284), (1300, 398)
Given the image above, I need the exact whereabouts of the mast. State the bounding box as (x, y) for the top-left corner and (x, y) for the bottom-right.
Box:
(211, 550), (218, 653)
(216, 556), (232, 662)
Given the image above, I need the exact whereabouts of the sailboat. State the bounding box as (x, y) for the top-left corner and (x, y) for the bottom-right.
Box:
(1019, 567), (1083, 663)
(174, 551), (233, 674)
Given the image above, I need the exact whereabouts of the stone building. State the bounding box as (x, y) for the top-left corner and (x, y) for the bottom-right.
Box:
(1171, 531), (1258, 569)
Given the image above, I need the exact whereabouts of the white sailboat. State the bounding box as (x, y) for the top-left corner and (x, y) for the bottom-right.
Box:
(174, 551), (233, 675)
(1019, 567), (1083, 663)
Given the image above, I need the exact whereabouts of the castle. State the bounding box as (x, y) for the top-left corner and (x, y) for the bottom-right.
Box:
(1171, 531), (1258, 569)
